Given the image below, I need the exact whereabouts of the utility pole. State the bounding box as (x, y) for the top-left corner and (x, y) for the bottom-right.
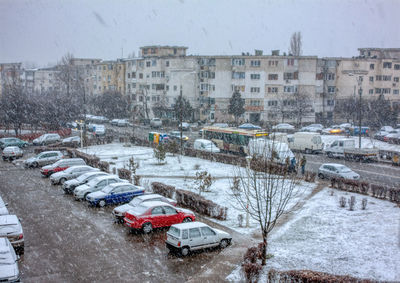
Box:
(180, 86), (183, 157)
(358, 76), (363, 149)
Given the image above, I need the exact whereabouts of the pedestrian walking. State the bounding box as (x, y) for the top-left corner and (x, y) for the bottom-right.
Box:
(290, 156), (296, 173)
(300, 155), (307, 175)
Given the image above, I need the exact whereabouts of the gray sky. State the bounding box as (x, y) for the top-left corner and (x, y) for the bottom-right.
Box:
(0, 0), (399, 67)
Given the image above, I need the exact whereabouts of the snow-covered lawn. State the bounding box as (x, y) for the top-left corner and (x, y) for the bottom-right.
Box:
(228, 188), (400, 282)
(80, 143), (315, 235)
(321, 135), (400, 152)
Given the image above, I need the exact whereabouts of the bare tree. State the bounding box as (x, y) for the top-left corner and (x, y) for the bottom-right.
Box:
(289, 31), (302, 56)
(231, 148), (301, 265)
(290, 91), (313, 127)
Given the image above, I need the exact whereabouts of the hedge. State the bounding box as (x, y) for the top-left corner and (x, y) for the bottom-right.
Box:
(267, 269), (380, 283)
(151, 182), (228, 220)
(117, 168), (132, 182)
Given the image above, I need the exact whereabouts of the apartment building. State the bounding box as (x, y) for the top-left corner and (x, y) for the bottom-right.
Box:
(91, 59), (126, 96)
(0, 63), (23, 97)
(32, 67), (61, 93)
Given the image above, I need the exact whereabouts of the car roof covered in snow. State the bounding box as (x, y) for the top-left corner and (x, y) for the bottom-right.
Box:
(171, 221), (208, 229)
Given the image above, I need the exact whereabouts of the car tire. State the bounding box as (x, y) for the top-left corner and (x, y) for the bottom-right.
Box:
(327, 152), (333, 158)
(181, 246), (190, 256)
(318, 173), (324, 179)
(32, 162), (38, 168)
(182, 217), (192, 223)
(60, 178), (67, 185)
(84, 192), (89, 200)
(2, 157), (6, 161)
(305, 148), (312, 154)
(220, 239), (229, 249)
(142, 222), (153, 234)
(99, 199), (106, 207)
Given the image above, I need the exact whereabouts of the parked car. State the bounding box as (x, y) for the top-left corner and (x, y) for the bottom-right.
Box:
(150, 118), (163, 128)
(32, 133), (61, 146)
(50, 165), (98, 185)
(321, 125), (345, 135)
(168, 131), (189, 142)
(0, 196), (9, 216)
(374, 130), (389, 141)
(383, 130), (400, 143)
(94, 125), (106, 136)
(110, 119), (120, 126)
(288, 132), (323, 154)
(40, 158), (86, 177)
(179, 122), (190, 131)
(300, 124), (324, 133)
(117, 119), (130, 127)
(193, 139), (220, 153)
(62, 136), (80, 144)
(24, 150), (64, 168)
(249, 138), (295, 165)
(166, 222), (232, 256)
(63, 171), (109, 194)
(74, 175), (127, 200)
(0, 238), (20, 282)
(113, 193), (177, 222)
(380, 126), (394, 132)
(86, 183), (145, 207)
(124, 201), (195, 233)
(272, 123), (295, 131)
(2, 146), (23, 161)
(0, 215), (24, 254)
(318, 163), (360, 180)
(0, 137), (28, 149)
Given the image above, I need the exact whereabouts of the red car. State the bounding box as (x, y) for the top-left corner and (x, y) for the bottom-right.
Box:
(40, 158), (85, 177)
(124, 201), (195, 233)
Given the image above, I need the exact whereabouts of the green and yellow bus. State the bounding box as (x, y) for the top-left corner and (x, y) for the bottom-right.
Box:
(202, 126), (268, 155)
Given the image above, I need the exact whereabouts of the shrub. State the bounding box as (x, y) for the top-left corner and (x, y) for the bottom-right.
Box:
(195, 171), (213, 196)
(242, 245), (263, 283)
(348, 196), (356, 211)
(193, 164), (201, 170)
(339, 196), (346, 208)
(134, 175), (141, 186)
(154, 143), (167, 164)
(118, 168), (132, 182)
(361, 198), (368, 210)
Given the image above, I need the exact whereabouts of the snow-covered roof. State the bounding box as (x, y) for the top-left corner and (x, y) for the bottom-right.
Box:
(171, 221), (208, 230)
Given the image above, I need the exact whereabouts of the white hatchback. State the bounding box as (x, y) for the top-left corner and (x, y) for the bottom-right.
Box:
(166, 222), (232, 256)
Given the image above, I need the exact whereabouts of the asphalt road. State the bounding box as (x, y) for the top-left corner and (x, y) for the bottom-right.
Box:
(0, 157), (238, 282)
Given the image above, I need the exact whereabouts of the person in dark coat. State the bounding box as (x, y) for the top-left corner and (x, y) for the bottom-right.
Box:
(300, 155), (307, 175)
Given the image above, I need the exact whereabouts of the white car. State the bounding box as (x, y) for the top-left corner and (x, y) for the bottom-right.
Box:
(63, 171), (109, 194)
(0, 215), (24, 254)
(300, 124), (324, 132)
(32, 133), (61, 146)
(318, 163), (360, 180)
(73, 175), (127, 200)
(62, 136), (81, 144)
(272, 123), (295, 131)
(193, 139), (220, 153)
(0, 196), (9, 216)
(2, 146), (23, 161)
(150, 118), (162, 128)
(0, 238), (20, 282)
(117, 119), (130, 127)
(113, 193), (177, 222)
(50, 165), (99, 185)
(166, 222), (232, 256)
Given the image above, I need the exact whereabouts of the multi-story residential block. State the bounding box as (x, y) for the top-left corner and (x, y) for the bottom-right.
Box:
(0, 63), (23, 97)
(91, 60), (126, 96)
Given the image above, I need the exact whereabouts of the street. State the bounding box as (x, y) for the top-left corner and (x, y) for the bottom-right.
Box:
(0, 156), (244, 282)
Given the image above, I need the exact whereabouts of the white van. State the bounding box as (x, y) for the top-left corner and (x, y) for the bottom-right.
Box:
(248, 138), (294, 164)
(324, 139), (355, 158)
(288, 132), (323, 154)
(268, 132), (288, 144)
(193, 139), (220, 153)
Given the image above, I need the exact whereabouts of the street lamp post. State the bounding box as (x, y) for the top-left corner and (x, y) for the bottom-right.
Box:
(357, 76), (363, 149)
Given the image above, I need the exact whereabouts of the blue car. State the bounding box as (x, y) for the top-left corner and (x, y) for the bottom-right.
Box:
(86, 183), (145, 207)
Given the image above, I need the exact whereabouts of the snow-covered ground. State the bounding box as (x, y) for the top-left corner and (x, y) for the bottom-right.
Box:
(228, 188), (400, 282)
(321, 135), (400, 152)
(80, 143), (315, 235)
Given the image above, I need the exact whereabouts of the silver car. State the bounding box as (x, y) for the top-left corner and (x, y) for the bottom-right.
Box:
(24, 150), (64, 168)
(32, 133), (61, 146)
(0, 215), (24, 255)
(318, 163), (360, 180)
(63, 171), (109, 194)
(0, 238), (20, 282)
(73, 175), (127, 200)
(50, 165), (99, 185)
(2, 146), (23, 161)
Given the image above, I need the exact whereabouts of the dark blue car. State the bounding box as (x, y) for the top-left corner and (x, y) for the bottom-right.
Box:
(86, 182), (145, 207)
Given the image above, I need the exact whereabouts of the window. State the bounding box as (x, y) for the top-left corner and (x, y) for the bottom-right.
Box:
(146, 61), (151, 67)
(250, 60), (260, 67)
(201, 227), (216, 236)
(369, 89), (374, 94)
(232, 85), (245, 92)
(383, 62), (392, 68)
(166, 85), (169, 91)
(250, 87), (260, 93)
(132, 72), (136, 78)
(328, 86), (335, 93)
(182, 230), (188, 239)
(375, 88), (382, 94)
(128, 73), (131, 79)
(152, 60), (156, 66)
(327, 100), (334, 106)
(284, 73), (294, 80)
(232, 58), (245, 66)
(166, 61), (169, 67)
(268, 74), (278, 80)
(370, 64), (374, 70)
(284, 86), (297, 93)
(268, 100), (278, 106)
(267, 87), (278, 93)
(394, 77), (399, 82)
(173, 85), (177, 91)
(108, 64), (113, 70)
(250, 100), (261, 106)
(139, 73), (143, 79)
(189, 228), (201, 238)
(369, 76), (374, 82)
(151, 206), (164, 215)
(324, 73), (335, 80)
(383, 76), (392, 81)
(268, 60), (278, 66)
(232, 72), (245, 79)
(132, 83), (136, 88)
(394, 64), (400, 70)
(287, 59), (294, 66)
(393, 89), (399, 95)
(250, 74), (260, 80)
(200, 83), (209, 91)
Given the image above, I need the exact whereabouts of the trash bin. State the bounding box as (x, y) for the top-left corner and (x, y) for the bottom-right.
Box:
(149, 132), (155, 142)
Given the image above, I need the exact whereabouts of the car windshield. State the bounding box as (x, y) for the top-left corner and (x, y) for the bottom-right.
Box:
(337, 166), (352, 173)
(87, 178), (102, 186)
(168, 226), (180, 237)
(129, 197), (143, 206)
(129, 204), (148, 215)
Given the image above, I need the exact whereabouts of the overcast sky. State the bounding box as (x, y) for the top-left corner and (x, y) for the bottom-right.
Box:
(0, 0), (399, 67)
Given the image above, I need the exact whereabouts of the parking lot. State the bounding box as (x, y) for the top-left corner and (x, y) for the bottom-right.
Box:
(0, 155), (238, 282)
